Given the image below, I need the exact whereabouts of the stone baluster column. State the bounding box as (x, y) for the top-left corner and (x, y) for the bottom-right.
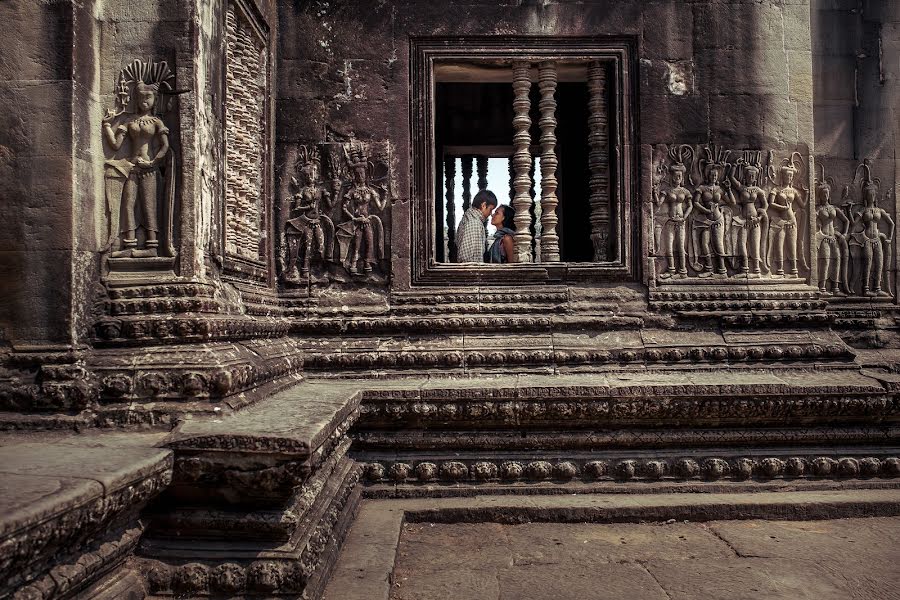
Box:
(529, 158), (538, 257)
(445, 156), (456, 262)
(461, 155), (473, 212)
(587, 61), (611, 261)
(538, 61), (560, 262)
(476, 156), (488, 191)
(511, 61), (534, 263)
(508, 157), (515, 202)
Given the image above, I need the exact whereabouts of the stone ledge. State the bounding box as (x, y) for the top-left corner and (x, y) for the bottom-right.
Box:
(0, 442), (172, 597)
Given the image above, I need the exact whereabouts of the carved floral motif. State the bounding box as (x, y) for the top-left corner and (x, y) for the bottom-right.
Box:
(363, 455), (900, 484)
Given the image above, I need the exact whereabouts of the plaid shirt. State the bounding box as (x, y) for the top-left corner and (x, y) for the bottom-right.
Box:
(455, 207), (488, 262)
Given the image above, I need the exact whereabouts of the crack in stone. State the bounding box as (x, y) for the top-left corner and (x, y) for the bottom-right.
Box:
(636, 560), (673, 600)
(704, 524), (769, 559)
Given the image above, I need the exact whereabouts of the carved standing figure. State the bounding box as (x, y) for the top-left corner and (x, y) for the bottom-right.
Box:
(339, 143), (388, 275)
(813, 165), (850, 296)
(766, 152), (808, 278)
(283, 146), (335, 283)
(655, 145), (694, 279)
(849, 160), (894, 297)
(691, 146), (730, 278)
(726, 151), (769, 277)
(102, 60), (178, 258)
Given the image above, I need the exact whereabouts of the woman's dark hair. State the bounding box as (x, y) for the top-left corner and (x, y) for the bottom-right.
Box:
(472, 189), (498, 209)
(498, 204), (516, 230)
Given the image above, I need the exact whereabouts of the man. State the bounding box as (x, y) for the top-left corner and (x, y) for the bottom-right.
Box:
(455, 190), (498, 262)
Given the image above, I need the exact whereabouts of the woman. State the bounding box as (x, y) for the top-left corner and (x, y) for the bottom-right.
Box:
(485, 204), (516, 263)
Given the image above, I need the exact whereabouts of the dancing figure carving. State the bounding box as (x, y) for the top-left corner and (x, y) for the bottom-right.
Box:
(813, 165), (849, 296)
(283, 146), (335, 283)
(848, 160), (894, 297)
(726, 151), (769, 277)
(766, 152), (808, 278)
(654, 145), (693, 279)
(101, 59), (182, 259)
(690, 146), (730, 278)
(338, 143), (388, 275)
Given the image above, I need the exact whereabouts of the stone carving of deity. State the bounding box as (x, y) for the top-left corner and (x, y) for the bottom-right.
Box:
(848, 160), (894, 297)
(766, 152), (808, 278)
(338, 143), (388, 275)
(102, 59), (181, 259)
(654, 145), (693, 279)
(690, 146), (730, 278)
(283, 146), (335, 283)
(813, 166), (849, 296)
(725, 151), (769, 277)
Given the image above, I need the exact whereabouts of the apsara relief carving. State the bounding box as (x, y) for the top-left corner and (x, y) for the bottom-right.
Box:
(102, 59), (183, 265)
(652, 144), (811, 283)
(280, 140), (392, 285)
(651, 147), (896, 301)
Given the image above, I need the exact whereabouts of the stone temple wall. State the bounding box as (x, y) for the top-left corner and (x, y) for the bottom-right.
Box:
(0, 0), (895, 427)
(0, 2), (898, 599)
(0, 0), (897, 413)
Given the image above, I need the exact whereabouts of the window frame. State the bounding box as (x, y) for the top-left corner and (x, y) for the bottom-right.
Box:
(410, 36), (638, 286)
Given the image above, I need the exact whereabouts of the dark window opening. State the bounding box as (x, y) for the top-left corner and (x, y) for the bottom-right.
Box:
(434, 66), (613, 264)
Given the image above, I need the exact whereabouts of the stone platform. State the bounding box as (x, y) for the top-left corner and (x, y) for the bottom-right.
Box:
(323, 492), (900, 600)
(0, 434), (172, 598)
(1, 368), (899, 598)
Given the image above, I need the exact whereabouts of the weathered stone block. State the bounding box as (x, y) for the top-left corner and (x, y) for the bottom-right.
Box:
(641, 1), (694, 60)
(813, 105), (854, 157)
(708, 93), (799, 146)
(0, 249), (73, 344)
(0, 0), (72, 81)
(275, 98), (327, 143)
(789, 51), (814, 103)
(784, 3), (814, 51)
(812, 8), (861, 56)
(694, 46), (789, 97)
(814, 56), (857, 104)
(693, 1), (784, 51)
(0, 81), (73, 158)
(640, 94), (709, 145)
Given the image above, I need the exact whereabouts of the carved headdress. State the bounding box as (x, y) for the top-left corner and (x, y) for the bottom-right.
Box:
(114, 59), (178, 114)
(297, 145), (321, 181)
(814, 163), (836, 203)
(700, 145), (730, 181)
(729, 150), (762, 186)
(667, 144), (693, 183)
(853, 159), (881, 204)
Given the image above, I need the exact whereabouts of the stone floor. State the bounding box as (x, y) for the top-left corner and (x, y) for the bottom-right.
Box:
(386, 517), (900, 600)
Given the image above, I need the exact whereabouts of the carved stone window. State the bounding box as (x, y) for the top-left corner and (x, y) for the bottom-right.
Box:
(411, 38), (636, 285)
(223, 0), (271, 283)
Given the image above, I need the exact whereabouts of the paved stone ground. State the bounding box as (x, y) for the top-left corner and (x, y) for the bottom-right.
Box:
(389, 517), (900, 600)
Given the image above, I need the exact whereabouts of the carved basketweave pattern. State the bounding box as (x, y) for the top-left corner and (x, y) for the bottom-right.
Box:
(225, 3), (266, 261)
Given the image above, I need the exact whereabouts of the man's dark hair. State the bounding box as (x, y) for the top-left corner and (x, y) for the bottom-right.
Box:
(472, 189), (498, 209)
(498, 204), (516, 230)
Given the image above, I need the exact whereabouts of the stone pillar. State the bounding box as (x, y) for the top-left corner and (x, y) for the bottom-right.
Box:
(445, 156), (456, 262)
(0, 1), (78, 348)
(587, 61), (611, 262)
(511, 61), (534, 263)
(538, 61), (560, 262)
(476, 156), (488, 192)
(461, 155), (473, 212)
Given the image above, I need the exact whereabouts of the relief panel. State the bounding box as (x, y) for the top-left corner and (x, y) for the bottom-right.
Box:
(278, 140), (393, 287)
(224, 0), (269, 275)
(101, 59), (185, 281)
(650, 144), (812, 283)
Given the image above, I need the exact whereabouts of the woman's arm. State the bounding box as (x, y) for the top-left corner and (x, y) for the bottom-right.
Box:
(501, 234), (514, 262)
